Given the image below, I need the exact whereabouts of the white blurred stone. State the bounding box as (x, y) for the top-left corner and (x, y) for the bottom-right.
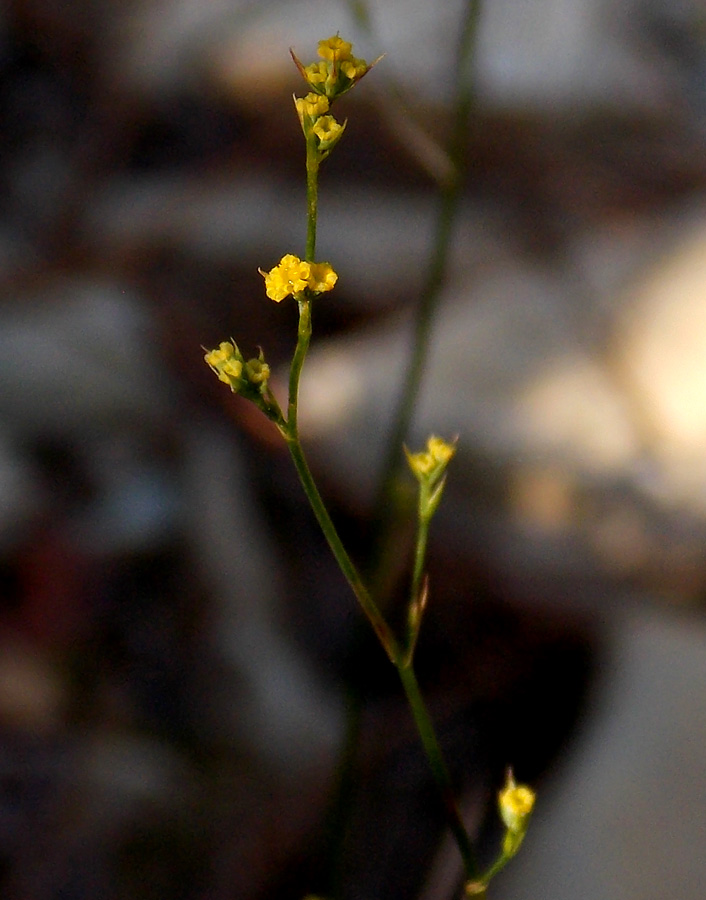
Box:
(299, 256), (638, 502)
(616, 219), (706, 512)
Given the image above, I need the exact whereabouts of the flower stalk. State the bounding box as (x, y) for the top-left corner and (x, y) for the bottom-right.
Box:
(305, 134), (319, 261)
(203, 28), (532, 896)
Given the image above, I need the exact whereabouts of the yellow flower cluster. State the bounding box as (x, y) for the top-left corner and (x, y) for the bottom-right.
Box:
(406, 435), (456, 479)
(293, 91), (345, 155)
(317, 34), (352, 61)
(260, 254), (338, 302)
(293, 34), (372, 103)
(204, 342), (272, 393)
(406, 435), (457, 520)
(303, 36), (370, 98)
(314, 36), (369, 82)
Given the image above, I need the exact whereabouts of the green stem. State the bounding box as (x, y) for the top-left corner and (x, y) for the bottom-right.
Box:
(404, 510), (430, 664)
(286, 26), (481, 881)
(286, 301), (398, 663)
(410, 509), (430, 621)
(305, 134), (319, 261)
(397, 663), (479, 881)
(288, 298), (312, 430)
(465, 842), (520, 897)
(286, 431), (399, 662)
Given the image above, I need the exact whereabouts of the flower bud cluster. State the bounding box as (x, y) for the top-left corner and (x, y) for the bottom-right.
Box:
(259, 254), (338, 303)
(292, 34), (375, 159)
(204, 342), (282, 419)
(293, 34), (373, 101)
(406, 435), (457, 520)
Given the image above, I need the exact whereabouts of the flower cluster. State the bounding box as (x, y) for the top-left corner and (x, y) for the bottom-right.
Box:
(204, 341), (271, 391)
(406, 435), (456, 480)
(206, 37), (364, 406)
(406, 435), (457, 520)
(293, 91), (346, 159)
(291, 34), (376, 159)
(259, 254), (338, 303)
(203, 341), (282, 419)
(292, 34), (373, 101)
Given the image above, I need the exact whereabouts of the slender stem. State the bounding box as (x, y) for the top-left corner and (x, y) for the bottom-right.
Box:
(404, 509), (430, 664)
(288, 298), (312, 430)
(478, 850), (513, 886)
(410, 508), (430, 620)
(286, 303), (399, 662)
(305, 134), (319, 261)
(286, 429), (399, 663)
(286, 22), (482, 881)
(397, 663), (479, 881)
(290, 105), (398, 656)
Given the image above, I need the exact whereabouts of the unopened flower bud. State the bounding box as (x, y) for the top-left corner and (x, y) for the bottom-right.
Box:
(498, 771), (535, 834)
(498, 770), (535, 858)
(204, 341), (244, 391)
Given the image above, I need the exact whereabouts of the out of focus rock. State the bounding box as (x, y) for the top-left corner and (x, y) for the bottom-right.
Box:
(615, 218), (706, 513)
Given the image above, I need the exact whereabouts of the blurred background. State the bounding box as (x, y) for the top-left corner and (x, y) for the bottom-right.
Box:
(2, 0), (706, 898)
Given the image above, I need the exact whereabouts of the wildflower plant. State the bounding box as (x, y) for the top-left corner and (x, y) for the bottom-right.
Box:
(204, 30), (533, 899)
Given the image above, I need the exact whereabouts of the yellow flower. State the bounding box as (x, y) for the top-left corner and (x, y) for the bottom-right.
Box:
(341, 57), (368, 81)
(498, 771), (535, 835)
(312, 114), (343, 144)
(294, 92), (329, 120)
(260, 254), (311, 302)
(406, 435), (456, 480)
(318, 35), (353, 61)
(406, 435), (457, 519)
(407, 449), (435, 477)
(427, 435), (456, 467)
(259, 255), (338, 301)
(303, 60), (328, 87)
(293, 37), (373, 101)
(308, 262), (338, 293)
